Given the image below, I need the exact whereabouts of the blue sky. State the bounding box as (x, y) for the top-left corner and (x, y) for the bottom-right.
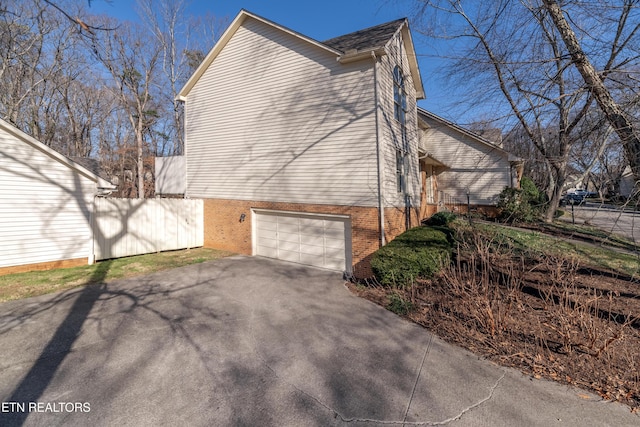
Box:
(90, 0), (460, 120)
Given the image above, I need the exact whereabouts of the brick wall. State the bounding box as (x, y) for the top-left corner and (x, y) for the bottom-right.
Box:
(0, 258), (88, 277)
(383, 205), (420, 243)
(203, 199), (386, 278)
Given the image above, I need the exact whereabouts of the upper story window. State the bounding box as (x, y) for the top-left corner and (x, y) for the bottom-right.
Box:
(393, 65), (406, 124)
(396, 148), (404, 193)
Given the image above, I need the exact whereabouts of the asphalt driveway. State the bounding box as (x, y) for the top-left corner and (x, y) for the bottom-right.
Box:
(564, 203), (639, 243)
(0, 256), (637, 426)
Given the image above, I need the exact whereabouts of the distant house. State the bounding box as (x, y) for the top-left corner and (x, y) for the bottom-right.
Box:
(174, 10), (519, 277)
(155, 156), (186, 197)
(620, 166), (637, 198)
(417, 109), (523, 217)
(0, 119), (115, 275)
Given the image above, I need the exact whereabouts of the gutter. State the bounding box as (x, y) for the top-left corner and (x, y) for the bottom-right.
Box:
(372, 50), (386, 246)
(339, 48), (386, 64)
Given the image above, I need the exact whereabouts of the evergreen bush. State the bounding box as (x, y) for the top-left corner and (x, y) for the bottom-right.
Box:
(371, 226), (452, 287)
(497, 177), (546, 223)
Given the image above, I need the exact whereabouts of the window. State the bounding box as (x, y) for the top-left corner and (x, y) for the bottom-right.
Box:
(396, 149), (404, 193)
(393, 66), (406, 124)
(394, 65), (409, 194)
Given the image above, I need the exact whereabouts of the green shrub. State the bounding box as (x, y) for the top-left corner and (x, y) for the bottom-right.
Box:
(497, 177), (546, 223)
(387, 292), (414, 315)
(371, 226), (453, 287)
(425, 211), (457, 226)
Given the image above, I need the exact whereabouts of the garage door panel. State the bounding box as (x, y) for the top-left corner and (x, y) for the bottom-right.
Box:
(299, 217), (322, 226)
(257, 227), (277, 238)
(324, 220), (345, 229)
(324, 257), (345, 271)
(300, 225), (325, 236)
(300, 243), (324, 256)
(254, 211), (349, 272)
(258, 219), (278, 231)
(324, 227), (345, 239)
(278, 223), (299, 234)
(278, 249), (300, 263)
(277, 216), (299, 225)
(278, 232), (300, 244)
(279, 240), (300, 252)
(325, 246), (346, 259)
(257, 233), (278, 244)
(300, 252), (321, 266)
(299, 235), (324, 247)
(324, 238), (345, 249)
(256, 241), (278, 257)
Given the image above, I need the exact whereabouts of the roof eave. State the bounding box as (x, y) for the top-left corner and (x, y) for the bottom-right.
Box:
(397, 23), (425, 100)
(0, 118), (114, 187)
(417, 108), (511, 156)
(338, 47), (387, 63)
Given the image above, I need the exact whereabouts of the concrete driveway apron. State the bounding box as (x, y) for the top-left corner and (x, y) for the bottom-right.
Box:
(0, 256), (637, 426)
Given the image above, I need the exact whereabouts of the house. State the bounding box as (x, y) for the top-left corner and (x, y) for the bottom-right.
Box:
(620, 166), (637, 199)
(417, 109), (523, 217)
(176, 10), (518, 277)
(155, 156), (186, 197)
(0, 119), (115, 275)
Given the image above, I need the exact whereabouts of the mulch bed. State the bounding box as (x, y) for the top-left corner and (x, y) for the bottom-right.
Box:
(347, 261), (640, 410)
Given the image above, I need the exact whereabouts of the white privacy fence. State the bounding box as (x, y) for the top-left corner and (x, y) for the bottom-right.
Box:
(93, 198), (203, 261)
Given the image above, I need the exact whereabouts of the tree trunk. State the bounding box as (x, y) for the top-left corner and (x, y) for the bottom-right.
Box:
(136, 124), (145, 199)
(543, 0), (640, 183)
(544, 160), (566, 222)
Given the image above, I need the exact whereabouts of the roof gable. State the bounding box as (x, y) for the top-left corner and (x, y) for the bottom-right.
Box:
(417, 108), (518, 160)
(322, 18), (425, 99)
(0, 119), (114, 188)
(178, 10), (341, 99)
(179, 10), (425, 100)
(323, 19), (406, 53)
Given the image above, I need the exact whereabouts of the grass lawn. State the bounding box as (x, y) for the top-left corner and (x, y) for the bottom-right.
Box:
(0, 248), (234, 303)
(475, 222), (639, 277)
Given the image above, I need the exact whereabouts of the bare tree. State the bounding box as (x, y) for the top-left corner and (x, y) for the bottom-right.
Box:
(0, 0), (54, 130)
(91, 19), (163, 198)
(0, 0), (221, 197)
(541, 0), (640, 184)
(414, 1), (588, 220)
(412, 0), (640, 220)
(0, 0), (100, 158)
(137, 0), (188, 155)
(137, 0), (225, 155)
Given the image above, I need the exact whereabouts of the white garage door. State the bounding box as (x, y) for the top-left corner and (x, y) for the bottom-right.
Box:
(254, 211), (350, 272)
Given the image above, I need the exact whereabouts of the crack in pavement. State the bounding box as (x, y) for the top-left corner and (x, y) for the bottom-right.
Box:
(246, 309), (507, 426)
(418, 371), (507, 426)
(403, 333), (434, 423)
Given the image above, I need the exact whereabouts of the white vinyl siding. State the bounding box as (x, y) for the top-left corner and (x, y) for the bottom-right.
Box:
(419, 117), (512, 205)
(185, 17), (378, 206)
(0, 128), (95, 268)
(377, 32), (421, 209)
(253, 210), (350, 272)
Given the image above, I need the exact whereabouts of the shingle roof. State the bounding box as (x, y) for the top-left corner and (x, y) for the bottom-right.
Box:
(322, 18), (406, 53)
(71, 157), (112, 182)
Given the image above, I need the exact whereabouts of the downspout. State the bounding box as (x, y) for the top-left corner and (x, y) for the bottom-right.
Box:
(89, 194), (96, 265)
(372, 50), (386, 246)
(179, 97), (188, 199)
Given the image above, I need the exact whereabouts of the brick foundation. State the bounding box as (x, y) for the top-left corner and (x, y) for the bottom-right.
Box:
(0, 258), (88, 277)
(203, 199), (414, 278)
(384, 205), (421, 243)
(427, 203), (501, 219)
